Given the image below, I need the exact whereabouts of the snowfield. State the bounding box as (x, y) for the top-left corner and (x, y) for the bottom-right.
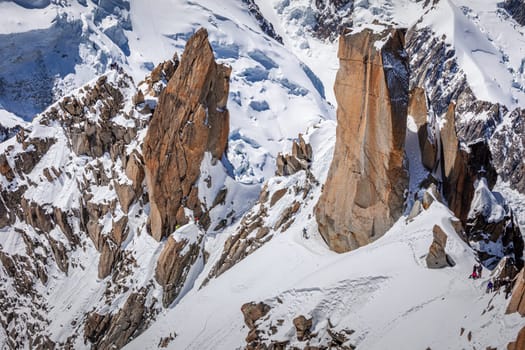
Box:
(128, 199), (523, 349)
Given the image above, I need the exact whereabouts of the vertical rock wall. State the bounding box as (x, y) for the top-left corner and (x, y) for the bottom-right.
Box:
(315, 28), (409, 253)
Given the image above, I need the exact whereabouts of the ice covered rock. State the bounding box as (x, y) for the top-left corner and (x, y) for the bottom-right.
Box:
(502, 0), (525, 26)
(315, 27), (409, 253)
(490, 108), (525, 194)
(143, 28), (231, 241)
(465, 178), (524, 269)
(242, 0), (283, 44)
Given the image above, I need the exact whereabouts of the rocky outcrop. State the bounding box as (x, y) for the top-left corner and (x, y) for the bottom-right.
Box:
(241, 301), (272, 347)
(84, 290), (151, 350)
(440, 103), (498, 224)
(276, 134), (312, 176)
(293, 315), (312, 341)
(154, 233), (202, 307)
(492, 256), (520, 283)
(408, 87), (437, 170)
(14, 135), (56, 175)
(139, 53), (180, 98)
(0, 69), (151, 347)
(508, 326), (525, 350)
(205, 170), (317, 284)
(241, 302), (271, 330)
(205, 202), (270, 282)
(98, 239), (120, 279)
(143, 28), (230, 241)
(426, 225), (454, 268)
(465, 178), (524, 269)
(506, 267), (525, 316)
(53, 74), (137, 160)
(315, 27), (409, 253)
(313, 0), (354, 40)
(491, 108), (525, 193)
(502, 0), (525, 26)
(242, 0), (283, 44)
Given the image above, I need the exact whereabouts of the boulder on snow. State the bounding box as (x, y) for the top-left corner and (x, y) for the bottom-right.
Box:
(293, 315), (313, 341)
(407, 200), (423, 222)
(241, 302), (271, 330)
(426, 225), (454, 269)
(422, 183), (442, 209)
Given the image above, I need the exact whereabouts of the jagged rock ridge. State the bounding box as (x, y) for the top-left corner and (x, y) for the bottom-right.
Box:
(143, 28), (231, 241)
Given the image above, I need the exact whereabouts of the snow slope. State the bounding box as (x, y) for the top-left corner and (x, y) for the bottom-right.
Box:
(128, 191), (522, 349)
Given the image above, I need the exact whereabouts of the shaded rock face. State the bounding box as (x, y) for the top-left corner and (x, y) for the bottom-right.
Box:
(426, 225), (454, 268)
(466, 178), (524, 269)
(438, 106), (523, 269)
(155, 234), (202, 307)
(440, 103), (498, 224)
(0, 122), (22, 144)
(313, 0), (354, 40)
(242, 0), (283, 44)
(490, 108), (525, 193)
(315, 28), (409, 253)
(506, 267), (525, 316)
(502, 0), (525, 26)
(408, 87), (437, 171)
(84, 290), (152, 350)
(143, 28), (231, 241)
(405, 85), (523, 270)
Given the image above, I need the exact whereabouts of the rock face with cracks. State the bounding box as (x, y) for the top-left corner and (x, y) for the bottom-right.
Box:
(143, 28), (231, 241)
(315, 27), (409, 253)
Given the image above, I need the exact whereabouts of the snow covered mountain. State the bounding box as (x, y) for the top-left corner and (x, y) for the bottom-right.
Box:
(0, 0), (524, 349)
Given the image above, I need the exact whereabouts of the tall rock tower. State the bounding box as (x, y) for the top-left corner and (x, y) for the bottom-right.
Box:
(315, 28), (409, 253)
(143, 28), (231, 241)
